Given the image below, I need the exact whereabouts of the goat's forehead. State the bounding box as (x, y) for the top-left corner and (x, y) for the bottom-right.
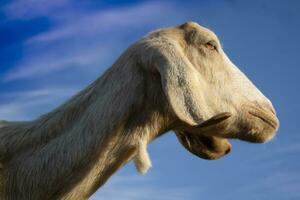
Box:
(181, 22), (219, 41)
(148, 22), (219, 43)
(198, 27), (218, 41)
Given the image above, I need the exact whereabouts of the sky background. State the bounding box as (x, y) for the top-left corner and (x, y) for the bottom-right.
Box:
(0, 0), (299, 199)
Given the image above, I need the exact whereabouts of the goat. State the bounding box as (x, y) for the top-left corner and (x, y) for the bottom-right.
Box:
(0, 22), (279, 200)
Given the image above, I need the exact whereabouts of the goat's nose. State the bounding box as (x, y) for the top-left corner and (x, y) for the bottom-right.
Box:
(253, 101), (277, 116)
(262, 102), (277, 116)
(246, 101), (279, 130)
(269, 105), (276, 115)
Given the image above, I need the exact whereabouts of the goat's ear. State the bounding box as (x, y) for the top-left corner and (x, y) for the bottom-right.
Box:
(153, 40), (206, 126)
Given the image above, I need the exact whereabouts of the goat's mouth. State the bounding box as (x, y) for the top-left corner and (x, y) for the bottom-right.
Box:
(248, 110), (278, 130)
(175, 131), (232, 160)
(236, 106), (279, 143)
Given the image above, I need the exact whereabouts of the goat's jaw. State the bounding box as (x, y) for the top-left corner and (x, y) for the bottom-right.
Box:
(175, 131), (232, 160)
(175, 106), (279, 158)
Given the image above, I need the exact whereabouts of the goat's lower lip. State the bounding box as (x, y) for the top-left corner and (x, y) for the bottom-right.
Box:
(248, 111), (278, 129)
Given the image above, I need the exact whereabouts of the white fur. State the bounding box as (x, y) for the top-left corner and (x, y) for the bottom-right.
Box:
(134, 140), (152, 174)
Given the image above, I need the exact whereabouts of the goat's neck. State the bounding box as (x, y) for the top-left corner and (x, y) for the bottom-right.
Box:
(1, 57), (172, 200)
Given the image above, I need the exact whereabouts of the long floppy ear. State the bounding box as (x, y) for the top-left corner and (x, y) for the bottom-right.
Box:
(150, 38), (208, 126)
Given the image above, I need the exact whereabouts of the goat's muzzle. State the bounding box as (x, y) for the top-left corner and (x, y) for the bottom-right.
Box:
(237, 104), (279, 143)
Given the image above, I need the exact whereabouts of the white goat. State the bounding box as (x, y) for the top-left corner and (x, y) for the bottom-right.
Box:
(0, 22), (279, 200)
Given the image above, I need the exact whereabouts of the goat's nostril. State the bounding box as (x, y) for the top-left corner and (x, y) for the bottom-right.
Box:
(263, 103), (276, 115)
(269, 106), (276, 115)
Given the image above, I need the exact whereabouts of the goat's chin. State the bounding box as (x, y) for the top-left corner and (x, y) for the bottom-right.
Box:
(175, 131), (231, 160)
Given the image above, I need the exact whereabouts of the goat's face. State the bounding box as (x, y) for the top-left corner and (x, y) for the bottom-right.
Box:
(140, 22), (279, 160)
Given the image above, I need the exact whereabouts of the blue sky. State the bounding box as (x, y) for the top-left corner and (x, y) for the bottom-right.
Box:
(0, 0), (299, 199)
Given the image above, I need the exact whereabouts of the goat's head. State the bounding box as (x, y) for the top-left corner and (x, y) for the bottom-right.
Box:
(138, 21), (279, 160)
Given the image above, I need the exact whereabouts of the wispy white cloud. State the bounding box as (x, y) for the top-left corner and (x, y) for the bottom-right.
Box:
(223, 171), (300, 200)
(0, 87), (77, 99)
(90, 172), (197, 200)
(2, 0), (72, 20)
(240, 137), (300, 167)
(27, 1), (173, 44)
(0, 87), (78, 120)
(2, 44), (109, 81)
(1, 1), (177, 82)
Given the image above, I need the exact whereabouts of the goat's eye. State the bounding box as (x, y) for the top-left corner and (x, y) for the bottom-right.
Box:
(204, 42), (217, 51)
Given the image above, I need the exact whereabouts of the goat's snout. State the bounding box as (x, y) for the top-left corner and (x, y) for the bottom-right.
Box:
(237, 102), (279, 143)
(265, 103), (276, 115)
(249, 102), (279, 130)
